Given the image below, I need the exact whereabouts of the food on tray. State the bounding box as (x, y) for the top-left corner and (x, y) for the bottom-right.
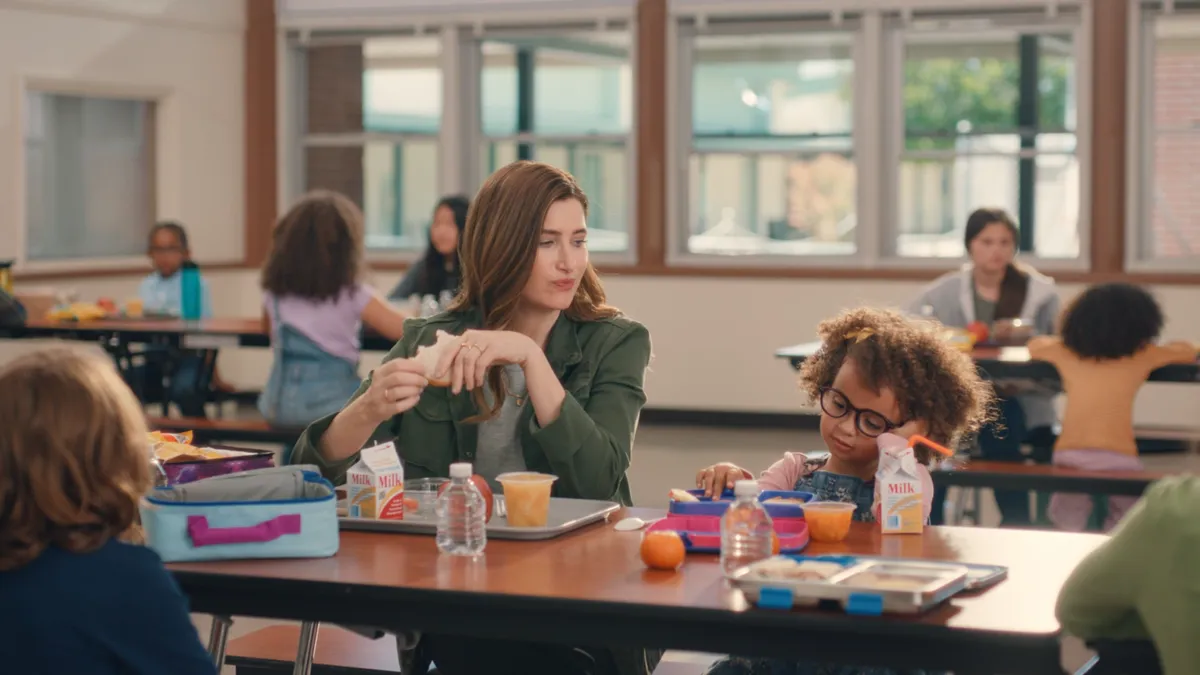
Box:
(668, 488), (700, 502)
(46, 302), (109, 322)
(413, 330), (458, 387)
(838, 570), (939, 591)
(749, 558), (844, 581)
(763, 497), (807, 505)
(641, 530), (686, 571)
(497, 472), (557, 527)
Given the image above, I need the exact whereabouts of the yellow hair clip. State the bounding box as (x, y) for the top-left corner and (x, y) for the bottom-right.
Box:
(846, 328), (875, 344)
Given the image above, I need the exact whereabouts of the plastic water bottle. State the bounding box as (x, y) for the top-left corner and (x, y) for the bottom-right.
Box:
(180, 261), (202, 320)
(720, 480), (774, 574)
(435, 463), (487, 556)
(438, 289), (454, 310)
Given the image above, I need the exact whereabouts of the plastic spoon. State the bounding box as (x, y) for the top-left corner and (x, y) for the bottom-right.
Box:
(613, 516), (657, 532)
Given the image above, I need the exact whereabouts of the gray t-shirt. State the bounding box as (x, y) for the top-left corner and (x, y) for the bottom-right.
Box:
(473, 363), (529, 491)
(971, 283), (997, 326)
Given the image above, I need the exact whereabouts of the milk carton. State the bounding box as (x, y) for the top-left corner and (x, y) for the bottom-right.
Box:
(875, 433), (952, 534)
(345, 442), (405, 520)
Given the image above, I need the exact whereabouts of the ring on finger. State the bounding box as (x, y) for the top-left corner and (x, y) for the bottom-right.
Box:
(469, 343), (483, 353)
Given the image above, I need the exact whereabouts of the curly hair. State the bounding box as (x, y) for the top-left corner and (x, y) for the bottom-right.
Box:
(0, 345), (151, 572)
(799, 307), (997, 462)
(261, 190), (364, 301)
(1060, 283), (1163, 360)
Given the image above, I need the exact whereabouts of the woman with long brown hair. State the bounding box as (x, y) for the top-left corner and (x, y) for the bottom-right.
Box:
(291, 160), (656, 675)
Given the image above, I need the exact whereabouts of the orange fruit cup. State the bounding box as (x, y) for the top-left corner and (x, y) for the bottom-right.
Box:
(496, 472), (558, 527)
(803, 501), (856, 543)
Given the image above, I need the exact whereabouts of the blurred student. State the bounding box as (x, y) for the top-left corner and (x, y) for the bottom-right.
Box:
(258, 191), (408, 428)
(909, 207), (1060, 526)
(129, 222), (218, 417)
(0, 346), (215, 675)
(388, 195), (469, 302)
(1029, 283), (1195, 531)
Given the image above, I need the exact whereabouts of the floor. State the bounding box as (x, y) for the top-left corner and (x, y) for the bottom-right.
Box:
(195, 424), (1200, 674)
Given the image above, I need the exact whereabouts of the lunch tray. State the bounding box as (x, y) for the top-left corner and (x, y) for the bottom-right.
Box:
(645, 514), (809, 553)
(339, 497), (620, 541)
(670, 489), (814, 518)
(728, 554), (1007, 616)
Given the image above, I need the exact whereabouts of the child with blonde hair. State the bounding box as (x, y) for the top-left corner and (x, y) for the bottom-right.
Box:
(0, 346), (215, 674)
(698, 308), (995, 675)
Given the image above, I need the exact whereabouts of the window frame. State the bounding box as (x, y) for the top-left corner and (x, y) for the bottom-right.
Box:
(667, 15), (875, 268)
(881, 8), (1092, 270)
(469, 21), (639, 265)
(1125, 1), (1200, 272)
(14, 77), (164, 271)
(283, 14), (640, 266)
(287, 31), (445, 262)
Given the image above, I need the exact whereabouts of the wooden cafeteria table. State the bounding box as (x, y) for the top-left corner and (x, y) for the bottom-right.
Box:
(169, 508), (1106, 675)
(0, 318), (397, 352)
(776, 341), (1200, 384)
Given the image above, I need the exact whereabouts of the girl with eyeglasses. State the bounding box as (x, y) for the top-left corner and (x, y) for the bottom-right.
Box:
(697, 309), (997, 675)
(696, 307), (995, 525)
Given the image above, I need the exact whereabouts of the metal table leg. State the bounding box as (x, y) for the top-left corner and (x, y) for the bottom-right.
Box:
(207, 615), (233, 667)
(293, 621), (320, 675)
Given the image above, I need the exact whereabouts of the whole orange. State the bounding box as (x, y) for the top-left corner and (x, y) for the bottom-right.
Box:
(640, 531), (686, 571)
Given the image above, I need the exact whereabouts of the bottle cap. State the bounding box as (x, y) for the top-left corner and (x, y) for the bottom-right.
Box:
(734, 480), (760, 497)
(449, 462), (472, 479)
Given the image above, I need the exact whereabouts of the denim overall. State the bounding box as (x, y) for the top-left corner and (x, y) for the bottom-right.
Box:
(258, 298), (361, 429)
(791, 455), (877, 524)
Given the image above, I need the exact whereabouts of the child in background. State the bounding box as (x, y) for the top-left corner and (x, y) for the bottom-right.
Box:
(140, 221), (212, 318)
(388, 195), (469, 302)
(259, 190), (408, 428)
(0, 346), (215, 675)
(130, 221), (219, 416)
(1028, 282), (1196, 532)
(697, 308), (995, 675)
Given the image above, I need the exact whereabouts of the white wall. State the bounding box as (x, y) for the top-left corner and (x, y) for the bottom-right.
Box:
(8, 270), (1200, 429)
(0, 0), (246, 265)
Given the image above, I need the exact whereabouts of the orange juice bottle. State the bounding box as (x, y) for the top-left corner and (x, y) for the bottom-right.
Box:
(875, 433), (953, 534)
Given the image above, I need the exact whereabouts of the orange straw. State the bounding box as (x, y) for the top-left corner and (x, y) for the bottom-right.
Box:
(906, 434), (954, 457)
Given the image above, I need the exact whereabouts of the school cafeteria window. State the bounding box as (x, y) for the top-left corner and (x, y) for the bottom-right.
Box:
(676, 19), (857, 259)
(478, 26), (633, 254)
(301, 36), (441, 252)
(1128, 4), (1200, 267)
(23, 92), (156, 261)
(889, 12), (1082, 260)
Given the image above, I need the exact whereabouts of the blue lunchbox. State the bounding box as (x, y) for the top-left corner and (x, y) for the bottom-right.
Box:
(669, 489), (814, 518)
(141, 465), (339, 563)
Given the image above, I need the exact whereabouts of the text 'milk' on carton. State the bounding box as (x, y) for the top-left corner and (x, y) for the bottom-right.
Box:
(346, 441), (405, 520)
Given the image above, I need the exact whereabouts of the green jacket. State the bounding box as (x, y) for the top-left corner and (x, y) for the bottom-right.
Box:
(1055, 476), (1200, 675)
(291, 309), (652, 505)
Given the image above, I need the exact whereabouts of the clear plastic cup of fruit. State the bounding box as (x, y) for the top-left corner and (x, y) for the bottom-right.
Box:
(496, 472), (558, 527)
(803, 501), (857, 543)
(404, 477), (449, 517)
